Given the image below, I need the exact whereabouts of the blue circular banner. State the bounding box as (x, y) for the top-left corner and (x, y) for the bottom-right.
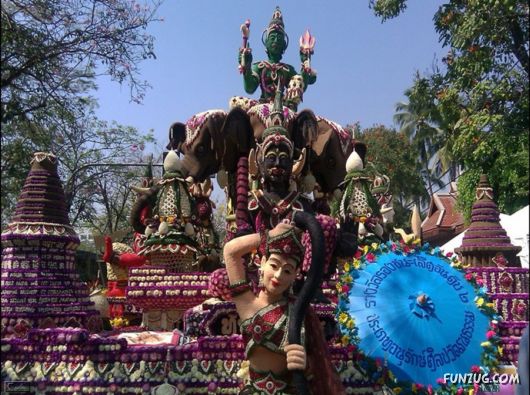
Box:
(346, 249), (491, 386)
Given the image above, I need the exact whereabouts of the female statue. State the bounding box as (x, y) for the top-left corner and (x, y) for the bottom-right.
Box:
(224, 212), (345, 394)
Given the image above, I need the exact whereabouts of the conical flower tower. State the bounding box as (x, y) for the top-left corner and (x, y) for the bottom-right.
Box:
(456, 174), (528, 365)
(1, 152), (100, 335)
(455, 174), (521, 267)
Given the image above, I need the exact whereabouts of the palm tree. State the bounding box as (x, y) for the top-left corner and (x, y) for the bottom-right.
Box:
(394, 75), (458, 197)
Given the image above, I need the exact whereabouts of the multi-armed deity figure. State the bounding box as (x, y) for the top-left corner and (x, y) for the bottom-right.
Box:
(237, 6), (317, 111)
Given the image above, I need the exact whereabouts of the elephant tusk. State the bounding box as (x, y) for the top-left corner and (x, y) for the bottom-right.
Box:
(131, 186), (151, 194)
(291, 148), (306, 177)
(202, 178), (212, 192)
(248, 148), (258, 179)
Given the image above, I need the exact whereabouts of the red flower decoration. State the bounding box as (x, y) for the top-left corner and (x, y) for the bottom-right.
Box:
(465, 273), (473, 281)
(471, 365), (481, 373)
(366, 253), (376, 263)
(486, 330), (496, 339)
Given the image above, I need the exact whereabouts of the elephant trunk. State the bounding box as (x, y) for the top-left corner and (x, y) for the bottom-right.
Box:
(130, 186), (159, 234)
(235, 156), (252, 233)
(289, 211), (325, 395)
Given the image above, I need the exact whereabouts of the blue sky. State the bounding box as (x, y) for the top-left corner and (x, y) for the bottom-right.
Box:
(94, 0), (446, 156)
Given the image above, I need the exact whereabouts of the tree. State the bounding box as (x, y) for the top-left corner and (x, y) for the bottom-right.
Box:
(1, 0), (163, 228)
(371, 0), (529, 221)
(87, 160), (162, 236)
(1, 0), (162, 122)
(0, 98), (157, 227)
(211, 200), (228, 245)
(355, 125), (429, 228)
(394, 74), (448, 196)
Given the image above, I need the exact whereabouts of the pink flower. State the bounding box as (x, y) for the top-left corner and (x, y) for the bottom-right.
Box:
(446, 252), (453, 257)
(427, 385), (433, 394)
(476, 277), (484, 286)
(342, 285), (350, 294)
(436, 378), (445, 385)
(465, 273), (473, 281)
(354, 249), (362, 259)
(456, 388), (464, 395)
(391, 244), (397, 251)
(366, 253), (376, 263)
(471, 365), (481, 373)
(415, 383), (424, 390)
(486, 330), (496, 339)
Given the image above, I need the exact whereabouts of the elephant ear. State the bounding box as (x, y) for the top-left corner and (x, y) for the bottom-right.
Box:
(291, 109), (318, 152)
(353, 141), (367, 166)
(167, 122), (187, 153)
(221, 107), (255, 172)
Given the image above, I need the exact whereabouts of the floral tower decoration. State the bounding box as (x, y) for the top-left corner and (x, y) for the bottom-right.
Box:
(456, 174), (528, 365)
(455, 174), (521, 267)
(1, 152), (101, 336)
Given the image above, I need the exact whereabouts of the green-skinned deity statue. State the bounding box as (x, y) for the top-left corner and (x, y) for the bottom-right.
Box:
(237, 7), (317, 111)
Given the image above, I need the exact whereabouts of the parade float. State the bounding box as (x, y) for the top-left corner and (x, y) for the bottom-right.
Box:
(1, 7), (527, 395)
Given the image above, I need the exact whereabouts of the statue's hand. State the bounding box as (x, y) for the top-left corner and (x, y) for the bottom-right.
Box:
(301, 59), (315, 76)
(300, 51), (309, 63)
(285, 343), (307, 371)
(238, 47), (253, 69)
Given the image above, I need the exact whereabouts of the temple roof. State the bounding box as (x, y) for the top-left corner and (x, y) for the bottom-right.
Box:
(421, 188), (465, 246)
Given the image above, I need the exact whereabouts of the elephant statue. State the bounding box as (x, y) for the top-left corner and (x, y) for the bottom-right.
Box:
(230, 100), (356, 196)
(181, 101), (354, 195)
(309, 116), (356, 195)
(179, 107), (255, 182)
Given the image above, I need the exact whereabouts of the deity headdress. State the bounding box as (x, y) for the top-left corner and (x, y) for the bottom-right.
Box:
(262, 6), (289, 48)
(258, 88), (294, 161)
(262, 227), (305, 266)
